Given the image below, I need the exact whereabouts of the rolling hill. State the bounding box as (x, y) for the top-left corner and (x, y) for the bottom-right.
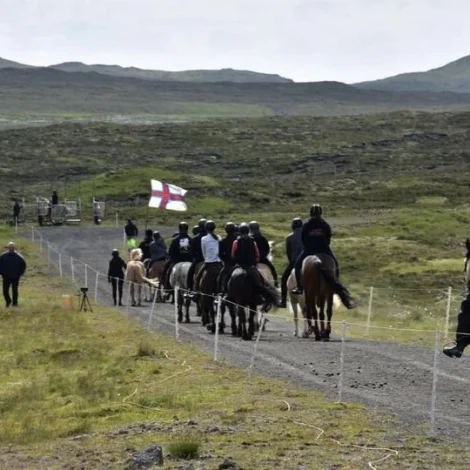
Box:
(0, 57), (32, 69)
(356, 54), (470, 93)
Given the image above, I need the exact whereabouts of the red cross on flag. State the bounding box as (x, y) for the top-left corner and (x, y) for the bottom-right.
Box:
(149, 179), (188, 211)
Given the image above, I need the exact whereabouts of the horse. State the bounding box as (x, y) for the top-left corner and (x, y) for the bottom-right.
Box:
(143, 259), (166, 302)
(125, 249), (158, 307)
(169, 262), (197, 323)
(465, 239), (470, 289)
(287, 269), (307, 337)
(226, 267), (279, 340)
(302, 254), (354, 341)
(199, 263), (224, 332)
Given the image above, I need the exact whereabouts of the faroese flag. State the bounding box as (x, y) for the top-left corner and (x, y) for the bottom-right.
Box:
(149, 180), (187, 212)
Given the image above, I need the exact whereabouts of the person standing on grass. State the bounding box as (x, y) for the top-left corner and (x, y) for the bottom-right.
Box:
(108, 249), (127, 306)
(0, 242), (27, 308)
(12, 199), (21, 226)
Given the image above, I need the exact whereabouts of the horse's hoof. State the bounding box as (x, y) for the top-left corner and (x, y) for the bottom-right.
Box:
(294, 331), (298, 337)
(323, 337), (330, 342)
(302, 332), (309, 339)
(314, 335), (322, 341)
(185, 317), (190, 324)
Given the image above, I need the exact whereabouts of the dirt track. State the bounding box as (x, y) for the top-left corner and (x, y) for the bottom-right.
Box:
(27, 226), (470, 440)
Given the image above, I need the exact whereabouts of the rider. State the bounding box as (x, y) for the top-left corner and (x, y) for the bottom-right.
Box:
(443, 292), (470, 358)
(125, 219), (139, 240)
(218, 222), (238, 293)
(187, 218), (207, 294)
(162, 222), (192, 292)
(249, 221), (278, 287)
(148, 231), (168, 270)
(291, 204), (339, 295)
(192, 225), (200, 236)
(139, 229), (154, 262)
(191, 220), (222, 300)
(280, 217), (303, 308)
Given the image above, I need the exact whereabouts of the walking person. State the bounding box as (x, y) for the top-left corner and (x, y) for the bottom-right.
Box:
(108, 249), (127, 306)
(0, 242), (27, 308)
(12, 199), (21, 227)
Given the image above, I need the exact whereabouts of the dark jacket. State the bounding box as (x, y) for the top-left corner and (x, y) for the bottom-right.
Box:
(232, 237), (260, 267)
(51, 193), (59, 205)
(285, 227), (303, 263)
(139, 239), (152, 261)
(219, 234), (237, 265)
(150, 238), (168, 261)
(0, 251), (27, 280)
(190, 233), (205, 262)
(169, 234), (192, 263)
(124, 223), (138, 238)
(252, 233), (270, 260)
(301, 218), (332, 254)
(13, 202), (21, 217)
(108, 256), (127, 281)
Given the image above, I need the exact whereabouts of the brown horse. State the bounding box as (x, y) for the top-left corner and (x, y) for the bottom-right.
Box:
(144, 259), (166, 302)
(199, 263), (224, 332)
(302, 254), (354, 341)
(465, 239), (470, 289)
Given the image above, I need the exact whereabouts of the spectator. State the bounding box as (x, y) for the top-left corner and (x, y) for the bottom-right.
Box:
(0, 242), (27, 308)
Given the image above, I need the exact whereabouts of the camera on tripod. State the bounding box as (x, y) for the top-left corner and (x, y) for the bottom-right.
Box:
(78, 287), (92, 312)
(80, 287), (88, 293)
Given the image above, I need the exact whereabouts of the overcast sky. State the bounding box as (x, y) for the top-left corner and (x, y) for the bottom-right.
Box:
(1, 0), (469, 83)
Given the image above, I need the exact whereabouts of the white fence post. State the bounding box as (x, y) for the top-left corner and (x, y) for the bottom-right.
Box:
(337, 320), (347, 402)
(213, 295), (222, 361)
(148, 288), (158, 331)
(47, 242), (50, 268)
(429, 330), (441, 437)
(115, 212), (119, 229)
(39, 235), (43, 253)
(94, 271), (99, 302)
(174, 286), (180, 340)
(247, 312), (266, 382)
(444, 286), (452, 339)
(366, 287), (374, 336)
(31, 226), (35, 243)
(84, 264), (88, 288)
(70, 257), (75, 283)
(59, 253), (63, 278)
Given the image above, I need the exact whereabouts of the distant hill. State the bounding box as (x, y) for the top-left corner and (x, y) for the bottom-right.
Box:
(356, 54), (470, 93)
(49, 61), (294, 83)
(0, 57), (32, 69)
(2, 67), (470, 118)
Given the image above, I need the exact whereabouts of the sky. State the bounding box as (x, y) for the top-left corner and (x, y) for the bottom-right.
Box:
(1, 0), (469, 83)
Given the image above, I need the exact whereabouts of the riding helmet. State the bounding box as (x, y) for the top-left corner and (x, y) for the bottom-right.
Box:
(310, 204), (322, 218)
(205, 220), (216, 232)
(249, 221), (259, 231)
(153, 231), (160, 238)
(225, 221), (236, 234)
(112, 249), (119, 256)
(192, 225), (200, 235)
(198, 218), (207, 230)
(178, 221), (189, 232)
(145, 228), (153, 238)
(291, 217), (303, 230)
(239, 223), (250, 235)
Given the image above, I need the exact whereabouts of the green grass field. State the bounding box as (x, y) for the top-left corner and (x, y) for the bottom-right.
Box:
(1, 225), (470, 469)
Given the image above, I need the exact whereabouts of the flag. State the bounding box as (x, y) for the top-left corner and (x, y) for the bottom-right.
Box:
(149, 179), (188, 211)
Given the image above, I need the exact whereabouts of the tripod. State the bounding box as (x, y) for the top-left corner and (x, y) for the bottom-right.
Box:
(79, 289), (93, 312)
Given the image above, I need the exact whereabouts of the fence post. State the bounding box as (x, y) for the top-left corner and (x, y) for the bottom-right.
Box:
(126, 281), (131, 316)
(94, 271), (99, 302)
(213, 295), (222, 361)
(84, 264), (88, 288)
(39, 235), (43, 253)
(429, 330), (441, 437)
(31, 226), (35, 243)
(115, 212), (119, 229)
(174, 286), (180, 340)
(366, 287), (374, 336)
(70, 257), (75, 283)
(148, 288), (158, 331)
(247, 311), (266, 382)
(59, 253), (63, 278)
(444, 286), (452, 339)
(47, 242), (51, 268)
(337, 320), (347, 402)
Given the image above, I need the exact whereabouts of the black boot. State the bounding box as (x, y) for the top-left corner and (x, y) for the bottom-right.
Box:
(443, 345), (463, 358)
(291, 286), (303, 295)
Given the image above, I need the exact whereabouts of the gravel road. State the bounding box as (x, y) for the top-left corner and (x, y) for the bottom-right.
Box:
(27, 226), (470, 441)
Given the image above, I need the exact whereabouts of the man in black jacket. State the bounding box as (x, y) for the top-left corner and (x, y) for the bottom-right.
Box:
(108, 249), (127, 306)
(443, 292), (470, 358)
(187, 218), (207, 293)
(280, 217), (303, 308)
(249, 221), (278, 287)
(0, 242), (27, 307)
(291, 204), (339, 295)
(124, 219), (139, 240)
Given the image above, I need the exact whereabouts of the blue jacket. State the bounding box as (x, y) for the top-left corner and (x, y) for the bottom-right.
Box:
(150, 239), (168, 261)
(0, 251), (27, 279)
(285, 228), (303, 263)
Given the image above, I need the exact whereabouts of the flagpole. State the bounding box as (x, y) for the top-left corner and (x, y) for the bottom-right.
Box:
(145, 203), (150, 230)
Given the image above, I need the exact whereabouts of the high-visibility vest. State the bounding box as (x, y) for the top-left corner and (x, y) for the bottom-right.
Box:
(127, 238), (136, 251)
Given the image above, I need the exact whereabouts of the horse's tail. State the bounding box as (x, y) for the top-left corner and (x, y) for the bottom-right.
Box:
(315, 261), (355, 310)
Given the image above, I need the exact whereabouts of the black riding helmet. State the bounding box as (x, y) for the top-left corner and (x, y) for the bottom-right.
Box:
(192, 225), (200, 235)
(239, 223), (249, 235)
(291, 217), (303, 230)
(198, 218), (207, 230)
(112, 249), (119, 257)
(178, 221), (189, 232)
(249, 220), (260, 231)
(225, 221), (236, 234)
(310, 204), (322, 218)
(145, 228), (153, 239)
(153, 231), (160, 239)
(205, 220), (216, 232)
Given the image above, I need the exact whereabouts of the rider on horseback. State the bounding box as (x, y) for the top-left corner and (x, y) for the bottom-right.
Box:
(291, 204), (339, 295)
(218, 222), (238, 293)
(190, 220), (222, 300)
(148, 231), (168, 270)
(249, 221), (279, 288)
(139, 229), (154, 263)
(280, 217), (303, 308)
(187, 218), (207, 294)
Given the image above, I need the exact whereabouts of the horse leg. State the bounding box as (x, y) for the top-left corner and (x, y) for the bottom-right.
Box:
(310, 300), (321, 341)
(318, 294), (326, 340)
(301, 306), (311, 338)
(219, 300), (225, 335)
(238, 306), (246, 339)
(292, 301), (299, 337)
(248, 304), (257, 340)
(229, 304), (237, 337)
(184, 295), (191, 323)
(324, 292), (334, 341)
(177, 289), (183, 323)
